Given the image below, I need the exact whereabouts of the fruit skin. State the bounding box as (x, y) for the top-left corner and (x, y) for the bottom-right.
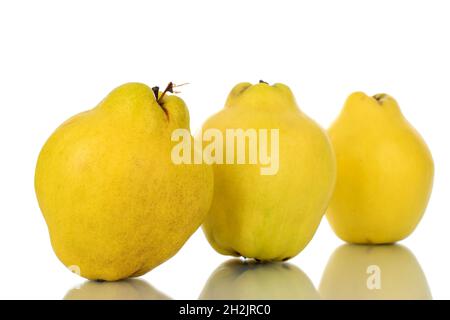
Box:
(199, 259), (319, 300)
(327, 92), (434, 244)
(35, 83), (213, 281)
(319, 244), (431, 300)
(64, 279), (171, 300)
(201, 82), (336, 261)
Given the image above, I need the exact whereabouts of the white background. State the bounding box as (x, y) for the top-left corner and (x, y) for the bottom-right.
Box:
(0, 0), (449, 299)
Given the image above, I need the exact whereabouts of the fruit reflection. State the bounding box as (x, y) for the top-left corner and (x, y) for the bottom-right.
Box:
(199, 259), (319, 300)
(319, 244), (431, 299)
(64, 279), (171, 300)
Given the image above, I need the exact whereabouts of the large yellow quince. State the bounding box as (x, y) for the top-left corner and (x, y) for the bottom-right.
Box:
(35, 83), (213, 281)
(201, 81), (336, 261)
(327, 92), (434, 244)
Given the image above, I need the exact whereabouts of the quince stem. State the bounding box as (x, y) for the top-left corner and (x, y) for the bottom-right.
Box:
(152, 82), (190, 104)
(373, 93), (388, 104)
(151, 82), (189, 118)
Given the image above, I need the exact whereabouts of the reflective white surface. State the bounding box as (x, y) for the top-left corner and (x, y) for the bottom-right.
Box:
(58, 240), (434, 300)
(65, 279), (171, 300)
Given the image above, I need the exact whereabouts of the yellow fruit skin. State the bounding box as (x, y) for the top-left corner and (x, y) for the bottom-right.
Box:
(35, 83), (213, 281)
(319, 244), (431, 300)
(327, 92), (434, 244)
(202, 82), (336, 261)
(199, 259), (319, 300)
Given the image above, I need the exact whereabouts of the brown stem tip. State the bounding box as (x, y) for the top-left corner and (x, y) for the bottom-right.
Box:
(151, 86), (160, 100)
(152, 82), (190, 118)
(153, 82), (190, 104)
(373, 93), (388, 104)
